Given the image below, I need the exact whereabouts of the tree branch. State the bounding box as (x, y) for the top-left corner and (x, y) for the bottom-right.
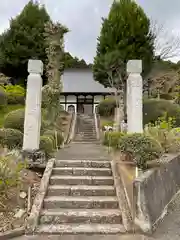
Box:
(151, 20), (180, 60)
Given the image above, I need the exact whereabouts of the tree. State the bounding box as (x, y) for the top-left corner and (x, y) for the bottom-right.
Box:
(0, 0), (50, 84)
(42, 20), (68, 126)
(151, 20), (180, 60)
(143, 58), (180, 99)
(64, 52), (92, 69)
(93, 0), (155, 129)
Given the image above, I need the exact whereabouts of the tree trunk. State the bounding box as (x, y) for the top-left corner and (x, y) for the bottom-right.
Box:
(119, 90), (124, 131)
(113, 90), (119, 131)
(113, 88), (125, 132)
(114, 107), (120, 132)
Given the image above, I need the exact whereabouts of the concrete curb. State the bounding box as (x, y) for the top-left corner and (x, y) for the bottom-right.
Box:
(0, 227), (25, 239)
(26, 158), (55, 234)
(111, 159), (133, 232)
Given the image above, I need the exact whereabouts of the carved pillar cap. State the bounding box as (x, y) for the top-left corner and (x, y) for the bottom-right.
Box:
(28, 59), (43, 75)
(127, 60), (142, 74)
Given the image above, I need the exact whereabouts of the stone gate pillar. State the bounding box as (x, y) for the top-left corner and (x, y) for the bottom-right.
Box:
(23, 60), (43, 151)
(126, 60), (143, 133)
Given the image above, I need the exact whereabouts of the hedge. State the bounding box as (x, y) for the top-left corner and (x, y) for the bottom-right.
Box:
(0, 86), (7, 109)
(4, 108), (46, 133)
(43, 129), (64, 148)
(97, 98), (116, 117)
(4, 85), (25, 105)
(0, 128), (23, 149)
(119, 133), (163, 170)
(103, 131), (124, 149)
(39, 135), (54, 157)
(143, 98), (180, 127)
(4, 108), (25, 132)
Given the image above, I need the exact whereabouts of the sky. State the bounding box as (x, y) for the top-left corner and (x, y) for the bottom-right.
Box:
(0, 0), (180, 63)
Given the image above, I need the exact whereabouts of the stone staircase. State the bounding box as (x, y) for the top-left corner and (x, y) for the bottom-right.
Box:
(34, 143), (125, 235)
(28, 112), (125, 236)
(73, 114), (97, 142)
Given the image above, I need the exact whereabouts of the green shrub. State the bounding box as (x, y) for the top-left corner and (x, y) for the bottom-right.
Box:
(43, 129), (64, 148)
(39, 135), (54, 157)
(101, 120), (114, 129)
(159, 93), (173, 100)
(4, 108), (46, 133)
(103, 131), (124, 149)
(145, 116), (180, 153)
(119, 133), (163, 170)
(4, 85), (25, 104)
(4, 109), (25, 132)
(97, 98), (116, 117)
(143, 98), (180, 127)
(0, 86), (7, 109)
(171, 127), (180, 135)
(0, 128), (23, 149)
(0, 154), (25, 195)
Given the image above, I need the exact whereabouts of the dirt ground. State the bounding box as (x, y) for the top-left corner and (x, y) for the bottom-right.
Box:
(0, 169), (41, 233)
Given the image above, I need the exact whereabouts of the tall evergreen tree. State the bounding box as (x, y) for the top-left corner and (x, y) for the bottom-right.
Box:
(0, 0), (50, 84)
(93, 0), (155, 129)
(93, 0), (155, 88)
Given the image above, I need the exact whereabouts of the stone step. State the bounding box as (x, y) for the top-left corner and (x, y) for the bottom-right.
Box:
(36, 223), (126, 235)
(47, 185), (116, 196)
(76, 136), (97, 138)
(77, 128), (96, 131)
(73, 139), (98, 142)
(43, 196), (119, 209)
(75, 134), (96, 137)
(76, 128), (96, 131)
(56, 156), (109, 160)
(74, 133), (96, 136)
(39, 209), (122, 224)
(75, 133), (96, 135)
(49, 175), (114, 185)
(55, 160), (111, 168)
(76, 132), (96, 134)
(74, 138), (97, 141)
(76, 132), (96, 135)
(52, 167), (112, 176)
(75, 132), (95, 134)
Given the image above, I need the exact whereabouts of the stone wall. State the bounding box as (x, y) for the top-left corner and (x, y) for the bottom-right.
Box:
(133, 154), (180, 233)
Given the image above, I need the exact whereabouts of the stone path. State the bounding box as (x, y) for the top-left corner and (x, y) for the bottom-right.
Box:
(14, 234), (148, 240)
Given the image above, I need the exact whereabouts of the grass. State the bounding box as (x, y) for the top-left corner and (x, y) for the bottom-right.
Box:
(100, 116), (114, 128)
(0, 104), (24, 127)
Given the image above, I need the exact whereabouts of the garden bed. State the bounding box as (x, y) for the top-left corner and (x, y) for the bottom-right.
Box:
(0, 168), (41, 233)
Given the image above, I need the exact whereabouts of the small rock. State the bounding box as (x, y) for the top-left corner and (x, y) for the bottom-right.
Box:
(33, 183), (39, 189)
(36, 172), (42, 177)
(19, 191), (27, 199)
(14, 209), (26, 219)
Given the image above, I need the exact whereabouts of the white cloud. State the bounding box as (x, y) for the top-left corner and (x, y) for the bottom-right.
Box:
(0, 0), (180, 62)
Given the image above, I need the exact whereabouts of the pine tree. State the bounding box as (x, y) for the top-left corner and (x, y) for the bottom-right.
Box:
(93, 0), (155, 88)
(93, 0), (155, 129)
